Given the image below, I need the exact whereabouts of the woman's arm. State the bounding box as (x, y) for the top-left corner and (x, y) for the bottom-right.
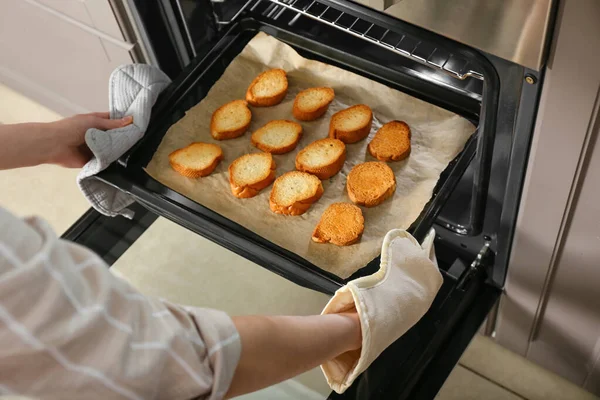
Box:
(0, 204), (362, 399)
(0, 113), (131, 170)
(227, 313), (361, 398)
(0, 122), (56, 169)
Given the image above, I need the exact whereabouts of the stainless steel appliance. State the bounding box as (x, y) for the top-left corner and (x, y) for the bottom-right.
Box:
(65, 0), (558, 397)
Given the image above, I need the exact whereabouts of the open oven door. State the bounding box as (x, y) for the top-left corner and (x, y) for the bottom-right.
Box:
(63, 203), (501, 400)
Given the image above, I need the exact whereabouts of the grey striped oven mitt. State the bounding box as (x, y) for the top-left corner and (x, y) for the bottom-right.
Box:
(77, 64), (171, 218)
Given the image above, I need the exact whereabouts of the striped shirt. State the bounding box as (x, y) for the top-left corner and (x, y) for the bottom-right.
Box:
(0, 207), (241, 399)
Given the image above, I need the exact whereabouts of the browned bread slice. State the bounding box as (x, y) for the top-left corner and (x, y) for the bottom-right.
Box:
(228, 152), (276, 198)
(328, 104), (373, 144)
(269, 171), (324, 216)
(293, 87), (335, 121)
(346, 162), (396, 207)
(312, 203), (365, 246)
(169, 142), (223, 178)
(368, 121), (411, 162)
(295, 138), (346, 180)
(210, 100), (252, 140)
(246, 69), (288, 107)
(251, 120), (303, 154)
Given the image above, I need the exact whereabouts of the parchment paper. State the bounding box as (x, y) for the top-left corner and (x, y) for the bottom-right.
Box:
(145, 32), (475, 279)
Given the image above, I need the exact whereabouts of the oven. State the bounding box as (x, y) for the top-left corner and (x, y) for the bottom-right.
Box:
(65, 0), (556, 398)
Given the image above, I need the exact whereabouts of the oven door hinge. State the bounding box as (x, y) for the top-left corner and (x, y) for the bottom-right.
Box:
(456, 240), (493, 290)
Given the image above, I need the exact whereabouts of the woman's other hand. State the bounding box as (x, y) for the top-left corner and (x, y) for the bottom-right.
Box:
(0, 112), (132, 170)
(48, 112), (133, 168)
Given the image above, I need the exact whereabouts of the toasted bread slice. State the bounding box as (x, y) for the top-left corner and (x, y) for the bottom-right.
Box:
(228, 152), (276, 198)
(251, 120), (303, 154)
(211, 100), (252, 140)
(246, 69), (288, 107)
(346, 162), (396, 207)
(312, 203), (365, 246)
(295, 138), (346, 180)
(270, 171), (324, 215)
(293, 87), (335, 121)
(169, 142), (223, 178)
(328, 104), (373, 144)
(368, 121), (411, 162)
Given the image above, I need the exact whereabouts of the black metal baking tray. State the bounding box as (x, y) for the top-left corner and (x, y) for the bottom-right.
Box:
(99, 14), (498, 295)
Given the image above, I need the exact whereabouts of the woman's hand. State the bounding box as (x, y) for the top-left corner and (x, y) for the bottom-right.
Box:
(48, 112), (133, 168)
(0, 112), (132, 170)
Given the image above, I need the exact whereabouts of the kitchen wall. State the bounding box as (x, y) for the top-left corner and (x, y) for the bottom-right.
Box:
(0, 0), (133, 116)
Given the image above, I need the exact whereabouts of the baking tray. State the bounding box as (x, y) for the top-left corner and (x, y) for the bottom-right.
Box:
(104, 15), (497, 294)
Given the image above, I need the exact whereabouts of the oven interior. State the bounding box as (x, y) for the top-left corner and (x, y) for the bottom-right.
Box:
(117, 0), (540, 320)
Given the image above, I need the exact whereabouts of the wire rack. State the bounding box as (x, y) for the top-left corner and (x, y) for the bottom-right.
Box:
(213, 0), (484, 81)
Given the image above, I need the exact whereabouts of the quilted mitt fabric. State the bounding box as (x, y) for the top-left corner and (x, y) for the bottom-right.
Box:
(77, 64), (170, 217)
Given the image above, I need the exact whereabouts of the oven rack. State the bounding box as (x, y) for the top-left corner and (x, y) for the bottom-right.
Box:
(213, 0), (483, 81)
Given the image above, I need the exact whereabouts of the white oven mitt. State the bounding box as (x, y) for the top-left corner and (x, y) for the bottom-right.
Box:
(321, 229), (443, 393)
(77, 64), (171, 218)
